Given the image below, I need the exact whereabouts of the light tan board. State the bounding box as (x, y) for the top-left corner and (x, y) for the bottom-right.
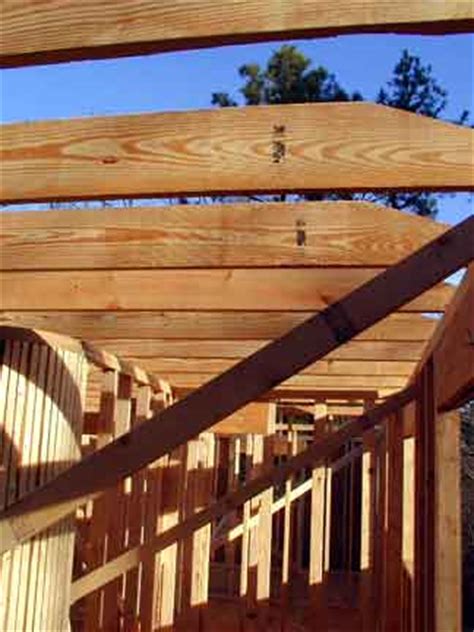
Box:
(0, 312), (438, 343)
(2, 0), (472, 67)
(0, 202), (448, 269)
(0, 268), (454, 312)
(2, 104), (472, 203)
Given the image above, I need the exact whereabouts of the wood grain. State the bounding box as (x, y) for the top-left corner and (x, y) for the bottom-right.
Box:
(79, 339), (428, 362)
(0, 202), (448, 269)
(2, 0), (472, 67)
(2, 103), (472, 203)
(0, 268), (454, 312)
(0, 311), (437, 341)
(121, 357), (416, 378)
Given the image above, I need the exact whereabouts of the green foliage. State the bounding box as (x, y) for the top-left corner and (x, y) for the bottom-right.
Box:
(212, 46), (468, 218)
(212, 44), (361, 107)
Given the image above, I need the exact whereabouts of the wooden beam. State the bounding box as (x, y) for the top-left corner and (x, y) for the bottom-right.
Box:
(0, 216), (472, 551)
(0, 312), (437, 343)
(93, 340), (427, 362)
(433, 266), (474, 410)
(123, 358), (416, 377)
(434, 410), (462, 632)
(156, 373), (408, 390)
(210, 403), (275, 435)
(2, 0), (472, 68)
(2, 103), (473, 203)
(69, 387), (416, 603)
(0, 202), (448, 270)
(0, 268), (454, 312)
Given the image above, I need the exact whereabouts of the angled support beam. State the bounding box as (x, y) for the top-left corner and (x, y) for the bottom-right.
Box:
(0, 216), (473, 553)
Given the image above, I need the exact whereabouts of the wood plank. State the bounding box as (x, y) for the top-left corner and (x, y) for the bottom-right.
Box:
(78, 340), (428, 363)
(0, 268), (454, 312)
(308, 404), (329, 624)
(144, 373), (408, 390)
(69, 387), (416, 603)
(125, 358), (416, 377)
(2, 0), (472, 68)
(434, 410), (462, 632)
(433, 266), (474, 410)
(210, 403), (275, 435)
(382, 410), (404, 631)
(0, 202), (448, 270)
(2, 103), (473, 203)
(0, 312), (437, 343)
(0, 216), (472, 550)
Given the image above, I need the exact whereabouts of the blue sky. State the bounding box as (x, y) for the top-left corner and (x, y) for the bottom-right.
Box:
(1, 32), (472, 223)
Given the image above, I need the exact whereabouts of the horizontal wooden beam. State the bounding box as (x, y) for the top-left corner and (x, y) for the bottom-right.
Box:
(124, 358), (416, 377)
(0, 269), (453, 312)
(0, 202), (448, 269)
(146, 373), (409, 390)
(210, 403), (276, 435)
(2, 103), (472, 203)
(81, 339), (428, 362)
(0, 216), (471, 551)
(2, 0), (472, 68)
(70, 385), (415, 603)
(0, 312), (437, 342)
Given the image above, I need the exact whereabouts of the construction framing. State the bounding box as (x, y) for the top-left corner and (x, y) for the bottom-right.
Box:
(0, 2), (473, 631)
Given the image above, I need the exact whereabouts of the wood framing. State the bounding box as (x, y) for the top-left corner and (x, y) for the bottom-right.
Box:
(0, 215), (472, 552)
(0, 312), (438, 343)
(0, 202), (448, 270)
(2, 103), (472, 203)
(69, 386), (415, 603)
(1, 0), (472, 67)
(0, 269), (454, 312)
(210, 403), (276, 435)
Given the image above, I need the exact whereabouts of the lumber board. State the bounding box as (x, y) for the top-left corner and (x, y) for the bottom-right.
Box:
(434, 410), (462, 632)
(210, 403), (275, 435)
(0, 268), (454, 312)
(1, 0), (472, 68)
(0, 311), (437, 342)
(132, 373), (407, 390)
(69, 387), (416, 603)
(0, 216), (472, 550)
(80, 340), (426, 360)
(120, 358), (416, 377)
(1, 103), (473, 203)
(0, 202), (448, 269)
(433, 266), (474, 410)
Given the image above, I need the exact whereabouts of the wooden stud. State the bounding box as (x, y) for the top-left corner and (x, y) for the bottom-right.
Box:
(69, 387), (416, 604)
(434, 410), (462, 632)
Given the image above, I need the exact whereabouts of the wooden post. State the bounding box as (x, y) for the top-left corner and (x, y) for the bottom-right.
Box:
(401, 402), (416, 632)
(359, 428), (377, 631)
(434, 410), (462, 632)
(0, 339), (86, 632)
(123, 384), (151, 631)
(308, 403), (329, 629)
(382, 410), (404, 631)
(414, 361), (436, 632)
